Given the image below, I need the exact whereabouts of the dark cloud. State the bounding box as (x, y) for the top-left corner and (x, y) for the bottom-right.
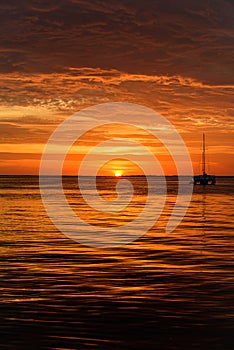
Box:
(0, 152), (41, 161)
(0, 122), (51, 143)
(0, 1), (233, 175)
(27, 0), (64, 12)
(0, 0), (233, 83)
(0, 115), (61, 125)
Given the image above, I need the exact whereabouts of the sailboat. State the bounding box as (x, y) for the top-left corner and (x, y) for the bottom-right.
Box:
(194, 133), (216, 185)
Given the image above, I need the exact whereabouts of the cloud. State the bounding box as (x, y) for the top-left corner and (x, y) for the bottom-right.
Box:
(0, 122), (53, 143)
(0, 0), (232, 83)
(0, 0), (233, 174)
(0, 68), (233, 125)
(0, 66), (233, 164)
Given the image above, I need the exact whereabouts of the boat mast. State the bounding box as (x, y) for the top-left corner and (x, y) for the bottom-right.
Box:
(202, 133), (206, 174)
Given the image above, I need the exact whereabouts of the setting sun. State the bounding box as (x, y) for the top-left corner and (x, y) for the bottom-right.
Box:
(114, 171), (122, 177)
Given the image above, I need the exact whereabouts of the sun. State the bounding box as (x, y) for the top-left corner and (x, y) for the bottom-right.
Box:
(114, 170), (122, 177)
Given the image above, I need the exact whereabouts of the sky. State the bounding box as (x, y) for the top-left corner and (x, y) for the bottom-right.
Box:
(0, 0), (233, 175)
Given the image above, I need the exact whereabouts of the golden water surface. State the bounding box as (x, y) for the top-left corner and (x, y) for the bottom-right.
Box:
(0, 176), (233, 349)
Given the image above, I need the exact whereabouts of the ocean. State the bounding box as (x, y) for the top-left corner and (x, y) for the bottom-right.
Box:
(0, 176), (233, 349)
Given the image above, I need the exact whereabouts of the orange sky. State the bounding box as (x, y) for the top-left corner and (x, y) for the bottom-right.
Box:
(0, 69), (233, 176)
(0, 1), (233, 175)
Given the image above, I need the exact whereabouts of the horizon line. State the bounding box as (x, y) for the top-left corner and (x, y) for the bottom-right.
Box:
(1, 174), (234, 177)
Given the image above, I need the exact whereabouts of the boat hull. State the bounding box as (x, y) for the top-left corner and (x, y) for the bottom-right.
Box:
(194, 174), (216, 185)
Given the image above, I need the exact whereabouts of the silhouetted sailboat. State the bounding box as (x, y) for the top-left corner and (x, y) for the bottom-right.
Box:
(194, 133), (216, 185)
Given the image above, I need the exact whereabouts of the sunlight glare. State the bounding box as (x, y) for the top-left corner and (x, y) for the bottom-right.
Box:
(114, 171), (122, 177)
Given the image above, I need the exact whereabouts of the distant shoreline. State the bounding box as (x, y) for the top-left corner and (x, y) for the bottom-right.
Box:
(1, 175), (234, 178)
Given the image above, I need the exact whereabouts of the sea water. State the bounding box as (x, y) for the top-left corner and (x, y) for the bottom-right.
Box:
(0, 176), (233, 349)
